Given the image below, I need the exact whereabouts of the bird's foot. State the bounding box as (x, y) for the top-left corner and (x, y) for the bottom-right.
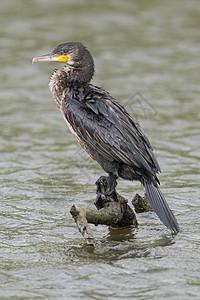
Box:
(94, 174), (118, 210)
(95, 176), (108, 194)
(94, 193), (104, 210)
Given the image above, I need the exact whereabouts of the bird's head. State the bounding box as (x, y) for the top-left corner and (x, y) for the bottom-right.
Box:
(32, 42), (94, 83)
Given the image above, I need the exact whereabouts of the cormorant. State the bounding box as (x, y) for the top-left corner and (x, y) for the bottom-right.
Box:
(32, 42), (179, 233)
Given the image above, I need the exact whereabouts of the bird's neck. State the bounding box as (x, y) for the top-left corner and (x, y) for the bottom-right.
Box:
(49, 68), (90, 109)
(49, 69), (69, 109)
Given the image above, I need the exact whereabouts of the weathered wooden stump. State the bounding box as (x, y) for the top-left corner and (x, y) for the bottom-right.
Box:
(70, 178), (152, 244)
(132, 193), (152, 213)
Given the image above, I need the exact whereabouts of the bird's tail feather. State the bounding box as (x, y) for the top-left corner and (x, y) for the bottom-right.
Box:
(143, 180), (179, 233)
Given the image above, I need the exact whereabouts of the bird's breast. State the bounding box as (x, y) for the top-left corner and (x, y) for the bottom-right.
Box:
(49, 69), (69, 109)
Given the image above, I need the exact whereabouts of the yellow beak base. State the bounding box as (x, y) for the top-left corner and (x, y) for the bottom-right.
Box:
(32, 53), (68, 64)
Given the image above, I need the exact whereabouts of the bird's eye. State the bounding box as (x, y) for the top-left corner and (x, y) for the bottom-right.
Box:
(59, 50), (64, 55)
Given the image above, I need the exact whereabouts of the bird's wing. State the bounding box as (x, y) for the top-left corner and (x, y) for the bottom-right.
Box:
(62, 90), (160, 176)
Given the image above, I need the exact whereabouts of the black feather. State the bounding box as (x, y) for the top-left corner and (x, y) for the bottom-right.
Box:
(62, 87), (160, 177)
(144, 180), (179, 233)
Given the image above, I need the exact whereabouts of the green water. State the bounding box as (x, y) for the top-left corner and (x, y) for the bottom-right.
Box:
(0, 0), (200, 299)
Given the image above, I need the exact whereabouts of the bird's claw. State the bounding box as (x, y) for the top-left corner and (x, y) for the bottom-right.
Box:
(94, 192), (104, 210)
(95, 176), (108, 194)
(94, 174), (118, 209)
(94, 189), (115, 210)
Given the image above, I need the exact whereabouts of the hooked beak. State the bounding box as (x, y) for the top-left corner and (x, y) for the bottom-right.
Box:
(32, 53), (68, 64)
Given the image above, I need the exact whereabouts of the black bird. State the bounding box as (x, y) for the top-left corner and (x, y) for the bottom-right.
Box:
(32, 42), (179, 233)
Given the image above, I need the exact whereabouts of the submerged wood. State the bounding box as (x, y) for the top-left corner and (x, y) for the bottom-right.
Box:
(132, 193), (152, 213)
(70, 178), (138, 244)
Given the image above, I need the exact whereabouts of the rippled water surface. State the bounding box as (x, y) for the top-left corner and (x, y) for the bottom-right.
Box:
(1, 0), (200, 299)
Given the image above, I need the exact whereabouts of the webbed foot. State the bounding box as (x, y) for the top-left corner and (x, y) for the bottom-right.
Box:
(94, 174), (118, 210)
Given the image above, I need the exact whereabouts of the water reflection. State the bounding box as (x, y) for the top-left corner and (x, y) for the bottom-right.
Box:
(63, 226), (176, 265)
(106, 227), (136, 242)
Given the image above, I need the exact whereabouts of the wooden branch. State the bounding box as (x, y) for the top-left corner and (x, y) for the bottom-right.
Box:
(70, 178), (138, 244)
(132, 193), (152, 213)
